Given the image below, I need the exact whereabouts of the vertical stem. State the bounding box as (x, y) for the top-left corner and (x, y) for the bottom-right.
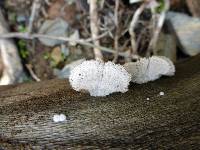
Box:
(129, 3), (147, 55)
(89, 0), (103, 61)
(113, 0), (120, 62)
(147, 0), (170, 56)
(28, 0), (40, 34)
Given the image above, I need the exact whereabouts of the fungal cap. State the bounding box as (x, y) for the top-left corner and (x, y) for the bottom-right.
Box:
(69, 60), (131, 96)
(124, 56), (175, 84)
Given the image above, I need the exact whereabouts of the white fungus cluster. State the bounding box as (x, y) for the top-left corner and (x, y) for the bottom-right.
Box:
(69, 60), (131, 97)
(53, 114), (67, 123)
(124, 56), (175, 84)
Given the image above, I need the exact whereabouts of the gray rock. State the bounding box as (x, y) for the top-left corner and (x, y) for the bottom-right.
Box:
(38, 18), (69, 47)
(166, 11), (200, 56)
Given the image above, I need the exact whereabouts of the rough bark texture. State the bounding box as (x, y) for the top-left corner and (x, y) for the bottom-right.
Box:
(0, 55), (200, 149)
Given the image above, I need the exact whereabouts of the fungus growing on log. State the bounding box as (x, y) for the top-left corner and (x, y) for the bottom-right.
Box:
(124, 56), (175, 84)
(69, 56), (175, 96)
(69, 60), (131, 97)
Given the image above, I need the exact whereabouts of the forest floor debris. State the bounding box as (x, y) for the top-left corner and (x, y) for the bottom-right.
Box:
(0, 0), (199, 84)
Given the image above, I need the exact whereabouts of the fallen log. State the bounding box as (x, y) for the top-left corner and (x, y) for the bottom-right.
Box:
(0, 55), (200, 149)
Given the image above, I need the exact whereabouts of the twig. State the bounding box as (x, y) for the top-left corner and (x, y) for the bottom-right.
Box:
(85, 31), (110, 42)
(0, 32), (129, 58)
(41, 7), (48, 18)
(89, 0), (103, 60)
(28, 0), (41, 33)
(129, 2), (148, 55)
(147, 0), (170, 56)
(100, 0), (105, 9)
(44, 0), (52, 6)
(136, 25), (152, 51)
(0, 31), (108, 43)
(113, 0), (120, 62)
(26, 64), (41, 82)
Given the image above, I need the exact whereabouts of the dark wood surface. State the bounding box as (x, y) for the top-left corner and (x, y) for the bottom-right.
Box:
(0, 55), (200, 149)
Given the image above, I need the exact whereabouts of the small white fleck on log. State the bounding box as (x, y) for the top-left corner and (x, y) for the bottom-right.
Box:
(159, 91), (165, 96)
(59, 114), (67, 122)
(53, 114), (60, 123)
(53, 114), (66, 122)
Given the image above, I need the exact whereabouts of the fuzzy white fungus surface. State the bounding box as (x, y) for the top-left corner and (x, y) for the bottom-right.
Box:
(69, 60), (131, 97)
(124, 56), (175, 84)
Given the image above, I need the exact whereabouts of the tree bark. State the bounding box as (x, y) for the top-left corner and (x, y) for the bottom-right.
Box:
(0, 55), (200, 149)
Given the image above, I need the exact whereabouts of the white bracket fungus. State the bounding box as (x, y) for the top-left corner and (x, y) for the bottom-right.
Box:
(69, 60), (131, 97)
(124, 56), (175, 84)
